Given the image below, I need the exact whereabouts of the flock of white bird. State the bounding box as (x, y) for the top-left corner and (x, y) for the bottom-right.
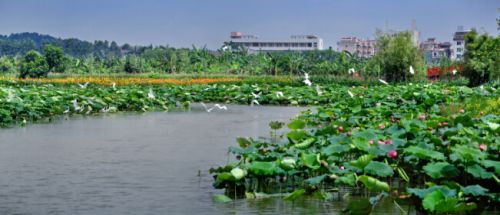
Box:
(68, 65), (461, 114)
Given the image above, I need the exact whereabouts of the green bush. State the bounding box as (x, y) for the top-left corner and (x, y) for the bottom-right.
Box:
(19, 50), (49, 78)
(372, 31), (424, 82)
(463, 30), (500, 86)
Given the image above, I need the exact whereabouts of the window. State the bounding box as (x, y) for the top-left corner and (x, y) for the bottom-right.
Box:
(307, 43), (312, 47)
(457, 41), (462, 45)
(252, 43), (259, 47)
(457, 48), (463, 52)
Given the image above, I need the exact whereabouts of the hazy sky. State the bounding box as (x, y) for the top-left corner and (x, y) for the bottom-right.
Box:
(0, 0), (498, 49)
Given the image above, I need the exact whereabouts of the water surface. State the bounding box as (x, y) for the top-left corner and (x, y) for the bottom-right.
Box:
(0, 105), (314, 214)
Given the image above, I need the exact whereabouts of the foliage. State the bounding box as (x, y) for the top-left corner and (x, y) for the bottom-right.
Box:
(463, 30), (500, 86)
(372, 31), (424, 82)
(19, 50), (49, 78)
(43, 44), (67, 73)
(208, 82), (499, 214)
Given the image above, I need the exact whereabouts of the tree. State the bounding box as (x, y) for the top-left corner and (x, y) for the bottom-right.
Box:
(0, 56), (15, 73)
(462, 30), (500, 86)
(19, 50), (49, 78)
(43, 44), (67, 73)
(372, 31), (424, 82)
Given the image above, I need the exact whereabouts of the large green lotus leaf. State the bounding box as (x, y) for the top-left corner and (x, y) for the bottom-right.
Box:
(450, 145), (485, 163)
(320, 143), (349, 156)
(408, 186), (456, 199)
(283, 189), (306, 201)
(352, 129), (377, 140)
(350, 154), (374, 170)
(466, 164), (494, 179)
(287, 130), (307, 142)
(351, 137), (370, 151)
(301, 153), (321, 169)
(336, 173), (356, 186)
(288, 119), (306, 129)
(462, 185), (489, 196)
(358, 175), (389, 192)
(236, 137), (252, 148)
(423, 162), (458, 179)
(482, 160), (500, 174)
(423, 190), (460, 213)
(212, 194), (232, 203)
(304, 174), (327, 185)
(404, 146), (445, 160)
(364, 161), (394, 177)
(249, 161), (276, 176)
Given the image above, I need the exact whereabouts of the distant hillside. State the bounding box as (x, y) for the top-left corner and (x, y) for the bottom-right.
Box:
(0, 32), (147, 58)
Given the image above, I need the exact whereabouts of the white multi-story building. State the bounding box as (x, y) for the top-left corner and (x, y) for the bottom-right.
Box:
(228, 32), (323, 52)
(451, 26), (470, 61)
(336, 37), (376, 58)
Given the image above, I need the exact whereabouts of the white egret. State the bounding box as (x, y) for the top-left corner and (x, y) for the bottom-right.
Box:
(409, 66), (415, 75)
(251, 92), (261, 98)
(78, 82), (89, 89)
(112, 82), (116, 90)
(200, 102), (214, 112)
(251, 99), (260, 106)
(276, 91), (284, 98)
(71, 99), (82, 112)
(452, 69), (457, 76)
(147, 88), (155, 99)
(303, 79), (312, 87)
(348, 68), (355, 75)
(303, 72), (312, 87)
(214, 104), (228, 110)
(63, 108), (70, 114)
(379, 79), (389, 85)
(315, 85), (322, 96)
(348, 90), (354, 98)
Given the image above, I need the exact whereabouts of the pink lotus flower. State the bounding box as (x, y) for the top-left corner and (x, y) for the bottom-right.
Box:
(340, 166), (345, 170)
(368, 140), (374, 145)
(479, 144), (487, 152)
(418, 114), (426, 120)
(345, 131), (351, 137)
(385, 139), (393, 145)
(388, 150), (398, 158)
(378, 140), (385, 145)
(337, 126), (344, 132)
(459, 109), (465, 113)
(378, 124), (385, 129)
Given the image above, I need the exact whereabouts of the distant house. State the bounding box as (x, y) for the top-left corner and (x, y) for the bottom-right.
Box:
(420, 38), (452, 64)
(336, 37), (376, 58)
(451, 26), (470, 61)
(227, 32), (323, 52)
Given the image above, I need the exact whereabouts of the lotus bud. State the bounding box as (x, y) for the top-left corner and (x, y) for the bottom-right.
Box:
(378, 124), (385, 129)
(479, 144), (487, 152)
(337, 126), (344, 132)
(340, 166), (345, 170)
(368, 140), (374, 145)
(459, 109), (465, 113)
(418, 114), (426, 121)
(345, 131), (350, 137)
(388, 150), (398, 158)
(385, 139), (393, 145)
(378, 140), (385, 145)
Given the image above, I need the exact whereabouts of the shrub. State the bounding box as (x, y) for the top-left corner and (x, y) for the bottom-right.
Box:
(463, 30), (500, 86)
(372, 31), (424, 82)
(19, 50), (49, 78)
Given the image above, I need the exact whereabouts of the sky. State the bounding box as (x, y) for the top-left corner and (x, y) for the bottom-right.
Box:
(0, 0), (498, 49)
